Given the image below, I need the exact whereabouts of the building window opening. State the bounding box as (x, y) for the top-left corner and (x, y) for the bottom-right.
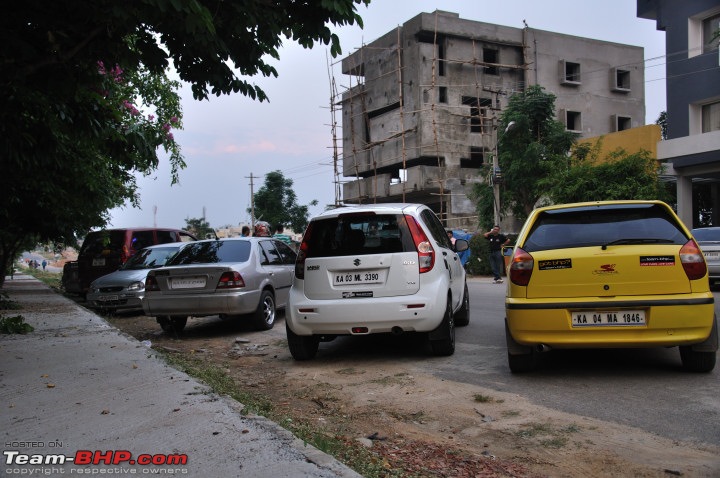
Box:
(614, 68), (631, 91)
(462, 97), (493, 134)
(460, 147), (485, 169)
(702, 101), (720, 133)
(562, 61), (581, 84)
(483, 48), (499, 75)
(566, 110), (582, 132)
(703, 13), (720, 54)
(439, 87), (447, 103)
(616, 115), (632, 131)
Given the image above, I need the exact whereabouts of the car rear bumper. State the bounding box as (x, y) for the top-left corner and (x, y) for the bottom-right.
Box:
(505, 294), (715, 348)
(142, 290), (260, 317)
(286, 284), (448, 336)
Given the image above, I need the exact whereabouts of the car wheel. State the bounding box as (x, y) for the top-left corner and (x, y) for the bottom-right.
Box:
(505, 322), (537, 373)
(157, 316), (187, 333)
(252, 290), (276, 331)
(679, 346), (716, 373)
(454, 282), (470, 327)
(286, 322), (319, 360)
(428, 298), (455, 356)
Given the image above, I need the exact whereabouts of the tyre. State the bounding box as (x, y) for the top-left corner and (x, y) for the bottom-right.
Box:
(252, 290), (276, 331)
(286, 322), (319, 360)
(157, 316), (187, 333)
(505, 322), (537, 373)
(454, 282), (470, 327)
(428, 298), (455, 356)
(679, 346), (716, 373)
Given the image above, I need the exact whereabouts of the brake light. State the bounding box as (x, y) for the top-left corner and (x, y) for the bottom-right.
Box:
(405, 214), (434, 273)
(145, 274), (160, 291)
(295, 224), (313, 280)
(509, 248), (534, 286)
(217, 271), (245, 289)
(679, 239), (707, 281)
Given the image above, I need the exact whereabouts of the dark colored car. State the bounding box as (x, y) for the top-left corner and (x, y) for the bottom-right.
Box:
(76, 228), (197, 295)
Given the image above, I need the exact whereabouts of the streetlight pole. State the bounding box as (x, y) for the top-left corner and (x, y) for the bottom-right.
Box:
(492, 121), (516, 226)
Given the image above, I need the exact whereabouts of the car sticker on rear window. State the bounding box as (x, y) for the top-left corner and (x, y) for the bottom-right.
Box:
(342, 291), (374, 298)
(640, 255), (675, 266)
(538, 258), (572, 270)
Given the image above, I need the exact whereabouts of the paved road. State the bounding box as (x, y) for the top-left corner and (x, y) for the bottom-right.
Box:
(440, 280), (720, 446)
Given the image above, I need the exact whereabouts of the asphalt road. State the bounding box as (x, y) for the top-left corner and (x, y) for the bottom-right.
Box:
(433, 280), (720, 447)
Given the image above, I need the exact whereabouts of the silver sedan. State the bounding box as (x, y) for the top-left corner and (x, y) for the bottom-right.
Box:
(692, 227), (720, 285)
(86, 242), (188, 312)
(141, 237), (297, 333)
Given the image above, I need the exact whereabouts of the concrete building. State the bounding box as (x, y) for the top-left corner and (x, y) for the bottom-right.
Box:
(339, 10), (647, 229)
(638, 0), (720, 227)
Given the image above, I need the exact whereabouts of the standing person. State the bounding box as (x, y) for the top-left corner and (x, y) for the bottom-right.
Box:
(241, 226), (250, 237)
(41, 259), (47, 271)
(484, 225), (510, 283)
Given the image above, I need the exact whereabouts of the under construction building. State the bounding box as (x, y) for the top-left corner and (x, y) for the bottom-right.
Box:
(338, 10), (647, 229)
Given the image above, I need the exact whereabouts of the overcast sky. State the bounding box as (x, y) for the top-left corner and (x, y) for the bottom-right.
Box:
(108, 0), (667, 231)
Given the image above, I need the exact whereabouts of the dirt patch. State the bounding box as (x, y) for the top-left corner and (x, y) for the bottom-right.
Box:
(105, 312), (720, 477)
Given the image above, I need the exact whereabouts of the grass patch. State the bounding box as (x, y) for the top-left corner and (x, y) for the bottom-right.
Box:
(515, 422), (580, 449)
(23, 268), (62, 290)
(0, 315), (34, 334)
(159, 351), (402, 478)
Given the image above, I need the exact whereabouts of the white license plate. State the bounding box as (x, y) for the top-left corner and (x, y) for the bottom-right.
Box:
(98, 295), (119, 302)
(571, 310), (646, 327)
(334, 270), (386, 285)
(703, 251), (719, 259)
(170, 277), (206, 289)
(92, 258), (106, 266)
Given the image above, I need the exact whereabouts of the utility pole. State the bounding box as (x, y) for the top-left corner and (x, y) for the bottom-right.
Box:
(247, 173), (255, 228)
(492, 121), (516, 226)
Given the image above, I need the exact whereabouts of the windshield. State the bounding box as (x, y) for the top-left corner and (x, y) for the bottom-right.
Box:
(122, 246), (181, 270)
(168, 240), (251, 265)
(522, 204), (687, 252)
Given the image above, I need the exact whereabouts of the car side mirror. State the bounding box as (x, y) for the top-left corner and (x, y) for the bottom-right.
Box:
(454, 239), (469, 253)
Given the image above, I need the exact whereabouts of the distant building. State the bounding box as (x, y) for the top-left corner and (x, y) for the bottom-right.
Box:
(340, 10), (647, 229)
(638, 0), (720, 227)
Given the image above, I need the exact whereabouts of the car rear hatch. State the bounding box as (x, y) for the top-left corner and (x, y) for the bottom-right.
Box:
(299, 212), (421, 300)
(525, 244), (690, 298)
(518, 203), (697, 299)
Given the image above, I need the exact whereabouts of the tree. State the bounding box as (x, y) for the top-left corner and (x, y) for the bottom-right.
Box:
(184, 218), (215, 239)
(545, 143), (673, 204)
(250, 171), (318, 233)
(471, 85), (576, 229)
(0, 0), (369, 287)
(656, 111), (668, 140)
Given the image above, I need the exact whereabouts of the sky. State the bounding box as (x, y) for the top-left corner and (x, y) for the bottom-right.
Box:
(108, 0), (668, 231)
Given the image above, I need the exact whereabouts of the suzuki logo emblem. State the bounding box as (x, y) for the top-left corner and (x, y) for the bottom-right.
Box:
(353, 258), (361, 266)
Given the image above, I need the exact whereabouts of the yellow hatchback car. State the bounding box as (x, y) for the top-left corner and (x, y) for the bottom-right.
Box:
(505, 200), (718, 373)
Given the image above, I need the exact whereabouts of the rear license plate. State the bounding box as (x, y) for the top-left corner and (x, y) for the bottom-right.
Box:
(703, 251), (719, 259)
(334, 270), (386, 285)
(170, 277), (206, 289)
(92, 258), (106, 266)
(571, 310), (646, 327)
(98, 295), (119, 302)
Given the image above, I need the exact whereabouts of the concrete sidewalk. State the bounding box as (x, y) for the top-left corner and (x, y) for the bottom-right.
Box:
(0, 273), (361, 477)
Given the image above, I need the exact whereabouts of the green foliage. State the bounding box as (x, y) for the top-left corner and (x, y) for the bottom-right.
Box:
(0, 315), (34, 334)
(546, 143), (673, 204)
(656, 111), (667, 140)
(250, 171), (318, 233)
(0, 292), (21, 310)
(0, 0), (369, 287)
(184, 217), (215, 239)
(494, 86), (577, 222)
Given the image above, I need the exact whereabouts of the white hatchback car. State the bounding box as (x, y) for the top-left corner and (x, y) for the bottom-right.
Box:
(286, 203), (470, 360)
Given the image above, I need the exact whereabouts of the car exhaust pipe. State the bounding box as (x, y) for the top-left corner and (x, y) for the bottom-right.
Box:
(536, 344), (552, 353)
(391, 326), (404, 336)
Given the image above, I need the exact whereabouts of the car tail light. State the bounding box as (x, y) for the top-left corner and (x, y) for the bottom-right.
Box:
(679, 239), (707, 281)
(509, 248), (534, 286)
(145, 274), (160, 291)
(405, 214), (434, 273)
(217, 271), (245, 289)
(295, 223), (314, 280)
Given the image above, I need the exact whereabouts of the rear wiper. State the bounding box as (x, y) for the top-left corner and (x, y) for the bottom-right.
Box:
(601, 238), (674, 250)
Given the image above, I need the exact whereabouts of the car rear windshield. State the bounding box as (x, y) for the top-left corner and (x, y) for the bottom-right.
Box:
(522, 204), (688, 252)
(167, 240), (250, 264)
(122, 246), (180, 270)
(303, 213), (417, 257)
(79, 231), (126, 257)
(691, 228), (720, 241)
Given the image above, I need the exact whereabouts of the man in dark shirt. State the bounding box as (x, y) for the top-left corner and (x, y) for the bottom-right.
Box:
(484, 225), (510, 283)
